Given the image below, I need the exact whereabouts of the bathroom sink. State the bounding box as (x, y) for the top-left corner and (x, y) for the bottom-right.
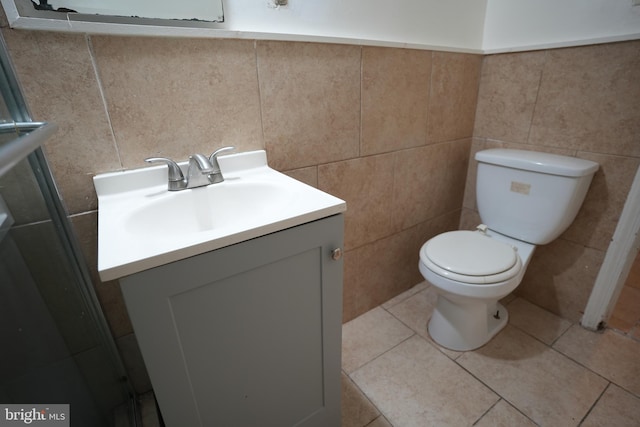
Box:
(94, 150), (346, 281)
(123, 181), (289, 236)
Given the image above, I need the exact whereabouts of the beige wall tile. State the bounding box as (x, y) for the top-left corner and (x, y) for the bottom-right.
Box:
(342, 249), (359, 322)
(427, 52), (482, 143)
(563, 152), (640, 251)
(461, 138), (505, 211)
(517, 238), (605, 322)
(473, 51), (546, 144)
(3, 30), (120, 214)
(318, 154), (395, 250)
(529, 41), (640, 156)
(91, 36), (263, 169)
(282, 166), (318, 188)
(392, 140), (470, 231)
(391, 141), (443, 232)
(343, 211), (459, 321)
(71, 211), (133, 338)
(345, 228), (422, 317)
(361, 47), (430, 156)
(448, 138), (473, 210)
(459, 207), (481, 230)
(257, 41), (360, 170)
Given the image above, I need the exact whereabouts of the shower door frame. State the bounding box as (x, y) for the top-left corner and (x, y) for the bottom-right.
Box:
(581, 164), (640, 330)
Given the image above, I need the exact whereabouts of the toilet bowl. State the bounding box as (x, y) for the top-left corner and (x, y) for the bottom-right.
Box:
(417, 149), (598, 351)
(419, 226), (535, 351)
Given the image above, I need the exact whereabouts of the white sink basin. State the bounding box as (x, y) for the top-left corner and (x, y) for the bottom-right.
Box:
(94, 150), (346, 281)
(124, 181), (290, 236)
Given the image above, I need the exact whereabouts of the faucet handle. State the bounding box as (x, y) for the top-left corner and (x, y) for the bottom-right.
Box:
(145, 157), (184, 181)
(145, 157), (186, 191)
(208, 146), (235, 167)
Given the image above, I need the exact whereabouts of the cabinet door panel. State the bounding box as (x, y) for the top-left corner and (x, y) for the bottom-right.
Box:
(171, 247), (323, 426)
(120, 214), (343, 427)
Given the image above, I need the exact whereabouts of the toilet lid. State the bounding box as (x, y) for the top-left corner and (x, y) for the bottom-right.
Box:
(424, 230), (518, 279)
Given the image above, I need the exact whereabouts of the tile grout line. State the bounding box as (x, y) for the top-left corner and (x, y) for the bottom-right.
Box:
(453, 354), (544, 426)
(346, 330), (417, 378)
(470, 398), (501, 426)
(341, 369), (385, 427)
(85, 34), (123, 171)
(577, 382), (611, 426)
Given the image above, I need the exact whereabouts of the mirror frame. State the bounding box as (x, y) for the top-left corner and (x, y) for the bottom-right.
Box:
(0, 0), (225, 37)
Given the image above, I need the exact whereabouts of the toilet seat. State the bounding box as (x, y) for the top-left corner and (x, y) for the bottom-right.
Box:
(421, 230), (522, 284)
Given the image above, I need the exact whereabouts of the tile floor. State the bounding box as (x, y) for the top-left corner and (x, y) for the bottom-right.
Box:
(140, 280), (640, 427)
(342, 281), (640, 427)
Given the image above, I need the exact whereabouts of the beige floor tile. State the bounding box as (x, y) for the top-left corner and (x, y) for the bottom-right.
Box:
(351, 335), (499, 426)
(507, 297), (572, 345)
(386, 287), (437, 337)
(381, 281), (429, 310)
(474, 400), (537, 427)
(367, 416), (393, 427)
(386, 287), (462, 359)
(553, 325), (640, 396)
(342, 307), (414, 374)
(581, 384), (640, 427)
(341, 373), (380, 427)
(458, 325), (608, 426)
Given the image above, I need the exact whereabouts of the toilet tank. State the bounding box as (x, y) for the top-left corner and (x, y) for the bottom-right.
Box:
(475, 149), (599, 245)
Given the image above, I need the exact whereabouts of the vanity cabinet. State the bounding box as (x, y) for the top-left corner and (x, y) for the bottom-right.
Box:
(119, 214), (344, 427)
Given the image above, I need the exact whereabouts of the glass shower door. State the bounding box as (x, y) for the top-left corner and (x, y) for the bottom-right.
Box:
(0, 33), (135, 426)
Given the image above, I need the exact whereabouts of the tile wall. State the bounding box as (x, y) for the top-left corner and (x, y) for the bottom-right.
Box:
(465, 40), (640, 322)
(1, 26), (481, 391)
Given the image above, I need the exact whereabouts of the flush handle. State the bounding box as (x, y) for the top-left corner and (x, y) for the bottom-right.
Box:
(331, 248), (343, 261)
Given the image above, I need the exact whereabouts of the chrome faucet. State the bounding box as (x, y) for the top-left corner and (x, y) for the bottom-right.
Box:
(186, 153), (215, 189)
(145, 146), (235, 191)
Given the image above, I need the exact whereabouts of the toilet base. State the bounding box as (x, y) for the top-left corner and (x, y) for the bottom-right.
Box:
(428, 295), (508, 351)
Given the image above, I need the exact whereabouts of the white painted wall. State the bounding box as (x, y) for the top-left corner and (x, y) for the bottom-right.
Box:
(3, 0), (640, 53)
(1, 0), (488, 53)
(220, 0), (487, 52)
(483, 0), (640, 52)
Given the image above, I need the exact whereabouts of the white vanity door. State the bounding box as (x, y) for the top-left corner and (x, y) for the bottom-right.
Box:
(120, 214), (344, 427)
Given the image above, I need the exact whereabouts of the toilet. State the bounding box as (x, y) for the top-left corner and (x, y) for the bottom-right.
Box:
(419, 149), (599, 351)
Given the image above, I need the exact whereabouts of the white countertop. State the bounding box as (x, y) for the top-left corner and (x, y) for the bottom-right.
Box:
(94, 150), (346, 281)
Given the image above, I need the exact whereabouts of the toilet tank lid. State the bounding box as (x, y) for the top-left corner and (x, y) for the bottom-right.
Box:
(475, 149), (599, 177)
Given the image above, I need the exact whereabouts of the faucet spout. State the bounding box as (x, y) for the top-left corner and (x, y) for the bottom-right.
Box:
(186, 154), (216, 188)
(189, 153), (214, 174)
